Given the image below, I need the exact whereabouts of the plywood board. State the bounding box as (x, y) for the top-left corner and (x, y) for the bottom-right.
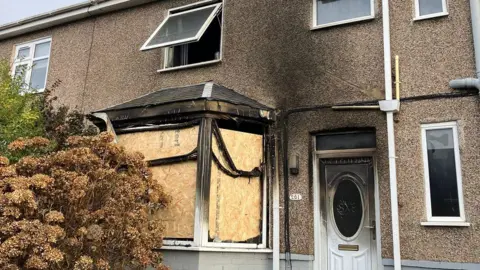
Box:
(117, 126), (199, 161)
(151, 163), (196, 239)
(209, 129), (263, 242)
(117, 127), (199, 239)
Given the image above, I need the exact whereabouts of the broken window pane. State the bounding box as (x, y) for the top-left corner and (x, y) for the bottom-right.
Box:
(209, 128), (263, 243)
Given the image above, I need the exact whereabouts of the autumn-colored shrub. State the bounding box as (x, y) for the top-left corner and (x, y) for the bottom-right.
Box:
(0, 133), (170, 270)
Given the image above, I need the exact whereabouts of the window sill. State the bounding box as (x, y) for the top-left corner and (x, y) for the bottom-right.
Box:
(421, 221), (470, 227)
(413, 12), (449, 21)
(311, 15), (375, 30)
(157, 59), (221, 73)
(160, 246), (273, 253)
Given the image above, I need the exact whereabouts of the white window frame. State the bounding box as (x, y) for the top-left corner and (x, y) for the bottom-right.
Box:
(421, 122), (466, 224)
(414, 0), (448, 21)
(312, 0), (375, 30)
(158, 0), (223, 72)
(163, 134), (267, 250)
(141, 2), (222, 51)
(11, 37), (52, 92)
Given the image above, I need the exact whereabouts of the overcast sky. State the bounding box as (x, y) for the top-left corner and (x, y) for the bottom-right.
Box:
(0, 0), (87, 25)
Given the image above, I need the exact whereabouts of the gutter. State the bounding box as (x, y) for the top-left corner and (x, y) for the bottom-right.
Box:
(0, 0), (158, 41)
(449, 0), (480, 90)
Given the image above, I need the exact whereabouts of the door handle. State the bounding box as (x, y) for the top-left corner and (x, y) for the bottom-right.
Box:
(365, 221), (376, 240)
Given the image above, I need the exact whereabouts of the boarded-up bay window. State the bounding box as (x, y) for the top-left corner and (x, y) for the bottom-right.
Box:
(209, 128), (263, 243)
(118, 126), (199, 240)
(116, 119), (266, 248)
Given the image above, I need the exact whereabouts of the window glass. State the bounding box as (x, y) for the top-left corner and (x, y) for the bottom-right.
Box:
(34, 41), (51, 58)
(333, 178), (363, 238)
(144, 4), (219, 49)
(316, 131), (376, 151)
(30, 59), (48, 89)
(166, 12), (221, 68)
(418, 0), (444, 16)
(17, 47), (30, 60)
(426, 128), (460, 217)
(12, 37), (51, 92)
(14, 64), (27, 85)
(316, 0), (372, 26)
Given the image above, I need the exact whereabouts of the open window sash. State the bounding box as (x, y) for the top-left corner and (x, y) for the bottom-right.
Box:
(141, 3), (222, 51)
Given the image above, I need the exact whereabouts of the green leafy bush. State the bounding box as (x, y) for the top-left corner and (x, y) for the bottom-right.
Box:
(0, 60), (96, 161)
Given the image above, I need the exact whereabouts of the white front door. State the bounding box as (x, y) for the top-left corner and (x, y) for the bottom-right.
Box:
(320, 158), (376, 270)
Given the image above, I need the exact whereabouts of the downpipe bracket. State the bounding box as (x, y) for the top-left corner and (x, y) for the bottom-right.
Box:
(379, 100), (400, 112)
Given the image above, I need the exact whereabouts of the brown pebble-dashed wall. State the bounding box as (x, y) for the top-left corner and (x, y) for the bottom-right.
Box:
(0, 0), (477, 264)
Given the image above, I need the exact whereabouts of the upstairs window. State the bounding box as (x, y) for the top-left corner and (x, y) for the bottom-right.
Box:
(414, 0), (448, 20)
(141, 2), (222, 70)
(313, 0), (374, 29)
(421, 122), (466, 224)
(12, 37), (52, 92)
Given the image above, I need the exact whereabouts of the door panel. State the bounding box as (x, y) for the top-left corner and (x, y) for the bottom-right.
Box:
(321, 158), (375, 270)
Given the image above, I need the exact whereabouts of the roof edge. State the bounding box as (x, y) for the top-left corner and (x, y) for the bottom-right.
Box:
(0, 0), (158, 41)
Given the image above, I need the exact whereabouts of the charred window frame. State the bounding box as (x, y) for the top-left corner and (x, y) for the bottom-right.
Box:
(119, 118), (269, 249)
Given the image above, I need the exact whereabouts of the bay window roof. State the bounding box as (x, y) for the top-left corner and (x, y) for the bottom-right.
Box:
(91, 82), (274, 127)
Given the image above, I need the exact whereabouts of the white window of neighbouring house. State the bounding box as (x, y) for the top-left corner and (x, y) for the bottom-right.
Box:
(313, 0), (375, 29)
(141, 1), (222, 70)
(421, 122), (465, 223)
(414, 0), (448, 20)
(12, 37), (52, 92)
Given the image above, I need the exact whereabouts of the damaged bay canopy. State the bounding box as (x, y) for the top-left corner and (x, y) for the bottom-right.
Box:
(90, 82), (273, 126)
(141, 3), (222, 50)
(89, 82), (274, 248)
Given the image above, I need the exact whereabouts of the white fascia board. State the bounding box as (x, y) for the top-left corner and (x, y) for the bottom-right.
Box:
(0, 0), (158, 41)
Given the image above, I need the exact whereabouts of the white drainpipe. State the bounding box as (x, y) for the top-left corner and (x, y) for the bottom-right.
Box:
(273, 134), (280, 270)
(381, 0), (402, 269)
(450, 0), (480, 90)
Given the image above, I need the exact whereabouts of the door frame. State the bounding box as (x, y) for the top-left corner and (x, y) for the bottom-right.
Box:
(312, 145), (383, 270)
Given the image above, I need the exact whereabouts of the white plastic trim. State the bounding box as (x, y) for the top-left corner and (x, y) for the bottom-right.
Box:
(0, 0), (157, 40)
(157, 59), (221, 73)
(160, 246), (273, 253)
(420, 221), (470, 227)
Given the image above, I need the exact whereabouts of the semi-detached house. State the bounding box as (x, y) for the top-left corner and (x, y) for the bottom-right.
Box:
(0, 0), (479, 269)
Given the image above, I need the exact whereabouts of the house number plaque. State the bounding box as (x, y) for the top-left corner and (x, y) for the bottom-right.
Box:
(289, 194), (302, 201)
